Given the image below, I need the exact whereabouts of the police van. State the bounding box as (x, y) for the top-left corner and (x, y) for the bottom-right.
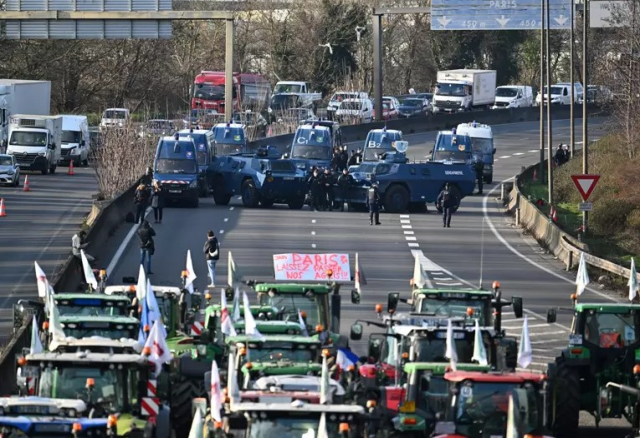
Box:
(431, 129), (474, 165)
(178, 128), (215, 197)
(290, 123), (333, 169)
(212, 122), (247, 156)
(153, 133), (201, 208)
(455, 121), (496, 183)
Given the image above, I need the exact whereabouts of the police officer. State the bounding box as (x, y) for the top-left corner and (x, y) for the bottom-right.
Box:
(339, 146), (349, 171)
(366, 181), (381, 226)
(347, 150), (358, 167)
(436, 183), (454, 228)
(140, 167), (153, 186)
(474, 157), (484, 195)
(323, 168), (336, 210)
(307, 169), (323, 211)
(337, 168), (355, 212)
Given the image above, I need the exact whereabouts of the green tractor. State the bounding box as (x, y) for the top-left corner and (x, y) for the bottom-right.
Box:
(251, 281), (359, 349)
(391, 362), (491, 438)
(48, 315), (143, 353)
(546, 300), (640, 437)
(17, 350), (173, 438)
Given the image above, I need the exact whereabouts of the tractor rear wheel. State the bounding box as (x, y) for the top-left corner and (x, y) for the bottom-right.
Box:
(549, 359), (581, 437)
(170, 375), (206, 438)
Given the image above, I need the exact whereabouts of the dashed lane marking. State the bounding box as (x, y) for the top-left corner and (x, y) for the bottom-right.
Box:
(224, 218), (228, 222)
(499, 155), (510, 159)
(513, 152), (524, 156)
(404, 231), (415, 235)
(229, 207), (234, 211)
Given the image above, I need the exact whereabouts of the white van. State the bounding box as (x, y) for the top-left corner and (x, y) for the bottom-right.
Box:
(492, 85), (533, 109)
(456, 121), (496, 183)
(327, 91), (369, 117)
(100, 108), (130, 130)
(59, 115), (90, 166)
(335, 98), (373, 124)
(535, 84), (572, 106)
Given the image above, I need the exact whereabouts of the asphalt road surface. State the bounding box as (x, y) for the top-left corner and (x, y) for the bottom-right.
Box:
(0, 165), (97, 342)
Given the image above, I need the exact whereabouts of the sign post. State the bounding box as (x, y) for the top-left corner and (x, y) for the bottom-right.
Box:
(571, 174), (600, 230)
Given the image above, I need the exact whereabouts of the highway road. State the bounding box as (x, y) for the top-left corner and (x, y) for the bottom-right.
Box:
(0, 166), (97, 343)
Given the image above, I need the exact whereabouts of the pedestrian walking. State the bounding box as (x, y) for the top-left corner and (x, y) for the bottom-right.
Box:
(203, 230), (220, 288)
(436, 183), (454, 228)
(134, 183), (151, 224)
(366, 181), (381, 226)
(151, 181), (165, 224)
(474, 157), (484, 195)
(137, 220), (156, 274)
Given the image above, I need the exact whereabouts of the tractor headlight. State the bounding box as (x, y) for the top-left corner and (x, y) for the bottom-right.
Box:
(190, 180), (198, 188)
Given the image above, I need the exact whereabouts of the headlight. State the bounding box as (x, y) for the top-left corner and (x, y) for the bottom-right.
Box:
(38, 152), (46, 157)
(6, 170), (14, 175)
(118, 122), (123, 127)
(67, 408), (77, 417)
(190, 180), (198, 188)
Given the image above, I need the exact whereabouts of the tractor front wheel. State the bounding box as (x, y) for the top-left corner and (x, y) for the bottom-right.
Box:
(170, 374), (206, 438)
(549, 359), (581, 438)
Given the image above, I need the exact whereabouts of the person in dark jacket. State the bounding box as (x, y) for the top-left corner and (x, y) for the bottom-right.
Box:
(151, 181), (165, 224)
(474, 158), (484, 195)
(337, 168), (355, 212)
(307, 169), (324, 211)
(347, 150), (358, 167)
(134, 184), (151, 224)
(203, 230), (220, 288)
(366, 181), (381, 226)
(323, 168), (335, 210)
(137, 220), (156, 274)
(436, 183), (454, 228)
(140, 167), (154, 186)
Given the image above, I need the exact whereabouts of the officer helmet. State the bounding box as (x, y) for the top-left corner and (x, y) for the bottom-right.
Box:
(445, 183), (450, 189)
(343, 168), (348, 174)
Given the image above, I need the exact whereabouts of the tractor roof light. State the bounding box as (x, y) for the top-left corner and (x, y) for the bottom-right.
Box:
(144, 324), (151, 333)
(17, 357), (27, 366)
(316, 324), (324, 333)
(466, 307), (474, 316)
(99, 269), (107, 277)
(72, 423), (82, 432)
(633, 365), (640, 375)
(239, 347), (247, 356)
(181, 270), (188, 278)
(366, 400), (377, 408)
(492, 281), (501, 290)
(205, 293), (212, 300)
(322, 349), (331, 358)
(245, 362), (253, 370)
(300, 311), (307, 319)
(327, 269), (333, 279)
(143, 347), (152, 356)
(128, 285), (136, 292)
(375, 304), (383, 314)
(339, 423), (349, 433)
(42, 321), (49, 331)
(214, 421), (223, 430)
(107, 415), (118, 428)
(401, 352), (409, 360)
(86, 378), (95, 389)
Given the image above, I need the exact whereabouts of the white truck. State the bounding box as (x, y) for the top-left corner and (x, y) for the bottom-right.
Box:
(492, 85), (534, 109)
(271, 81), (323, 111)
(0, 79), (51, 152)
(432, 69), (497, 114)
(59, 115), (90, 167)
(7, 115), (63, 175)
(100, 108), (130, 130)
(326, 91), (369, 119)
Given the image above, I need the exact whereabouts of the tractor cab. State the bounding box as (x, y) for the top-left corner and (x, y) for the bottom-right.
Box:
(433, 371), (548, 438)
(234, 374), (346, 404)
(53, 293), (131, 317)
(226, 335), (323, 388)
(48, 315), (142, 354)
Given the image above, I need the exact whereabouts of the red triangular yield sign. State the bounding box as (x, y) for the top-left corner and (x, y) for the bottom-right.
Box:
(571, 174), (600, 201)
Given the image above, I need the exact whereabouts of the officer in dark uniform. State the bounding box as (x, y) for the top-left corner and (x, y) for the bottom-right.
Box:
(307, 169), (323, 211)
(436, 183), (454, 228)
(337, 168), (355, 211)
(474, 157), (484, 195)
(339, 146), (349, 171)
(140, 167), (153, 186)
(366, 181), (381, 226)
(323, 168), (336, 210)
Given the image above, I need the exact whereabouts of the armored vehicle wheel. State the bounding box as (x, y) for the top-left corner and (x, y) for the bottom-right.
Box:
(260, 198), (275, 208)
(170, 374), (206, 438)
(384, 185), (409, 213)
(548, 359), (580, 437)
(288, 198), (305, 209)
(241, 180), (260, 208)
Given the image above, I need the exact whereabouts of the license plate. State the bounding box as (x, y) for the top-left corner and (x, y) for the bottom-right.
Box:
(260, 396), (292, 404)
(169, 190), (181, 193)
(283, 177), (294, 180)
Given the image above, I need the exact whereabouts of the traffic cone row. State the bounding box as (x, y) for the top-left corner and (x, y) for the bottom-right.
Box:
(68, 160), (74, 175)
(23, 175), (30, 192)
(549, 205), (558, 222)
(0, 198), (5, 217)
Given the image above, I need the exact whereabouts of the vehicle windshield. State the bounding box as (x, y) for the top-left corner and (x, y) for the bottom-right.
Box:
(545, 86), (564, 95)
(270, 95), (300, 109)
(413, 336), (478, 363)
(0, 156), (12, 165)
(469, 137), (494, 155)
(62, 130), (82, 144)
(363, 132), (402, 160)
(402, 99), (422, 107)
(216, 143), (244, 155)
(56, 303), (127, 317)
(63, 324), (138, 340)
(9, 131), (47, 147)
(194, 84), (224, 100)
(274, 83), (303, 93)
(496, 88), (518, 97)
(180, 133), (209, 165)
(103, 111), (127, 119)
(155, 159), (197, 174)
(330, 93), (357, 102)
(454, 382), (539, 436)
(148, 121), (173, 130)
(248, 414), (352, 438)
(291, 145), (331, 161)
(259, 293), (327, 328)
(339, 101), (362, 111)
(419, 298), (487, 325)
(242, 342), (316, 363)
(435, 83), (466, 97)
(583, 311), (640, 347)
(293, 129), (331, 147)
(433, 135), (472, 162)
(415, 372), (449, 416)
(38, 366), (131, 412)
(213, 127), (245, 144)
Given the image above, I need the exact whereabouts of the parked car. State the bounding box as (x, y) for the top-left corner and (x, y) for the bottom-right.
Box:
(335, 98), (373, 124)
(0, 153), (20, 187)
(139, 119), (175, 138)
(373, 101), (399, 120)
(397, 97), (430, 118)
(583, 85), (613, 104)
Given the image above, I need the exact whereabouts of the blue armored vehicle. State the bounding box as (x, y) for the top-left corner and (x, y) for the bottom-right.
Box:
(289, 123), (333, 170)
(346, 141), (476, 213)
(210, 146), (308, 209)
(153, 134), (202, 208)
(212, 121), (247, 155)
(430, 128), (475, 164)
(362, 127), (403, 161)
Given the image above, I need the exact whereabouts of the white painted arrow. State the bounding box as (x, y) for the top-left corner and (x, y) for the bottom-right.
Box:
(554, 15), (568, 26)
(496, 15), (510, 28)
(437, 16), (452, 27)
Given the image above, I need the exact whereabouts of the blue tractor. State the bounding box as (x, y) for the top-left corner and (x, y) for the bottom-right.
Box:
(346, 141), (476, 213)
(210, 146), (309, 209)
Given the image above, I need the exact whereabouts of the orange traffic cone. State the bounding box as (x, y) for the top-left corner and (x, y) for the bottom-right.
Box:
(68, 160), (75, 175)
(0, 199), (6, 217)
(23, 175), (30, 192)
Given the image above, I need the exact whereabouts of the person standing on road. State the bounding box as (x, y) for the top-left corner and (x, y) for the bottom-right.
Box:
(337, 168), (355, 212)
(347, 150), (358, 167)
(134, 183), (151, 224)
(203, 230), (220, 288)
(323, 168), (335, 211)
(140, 167), (154, 186)
(151, 181), (165, 224)
(366, 181), (381, 226)
(72, 230), (95, 274)
(308, 169), (323, 212)
(474, 157), (484, 195)
(137, 220), (156, 274)
(436, 183), (454, 228)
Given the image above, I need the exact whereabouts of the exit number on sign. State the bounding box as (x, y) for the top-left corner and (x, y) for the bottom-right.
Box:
(579, 202), (593, 212)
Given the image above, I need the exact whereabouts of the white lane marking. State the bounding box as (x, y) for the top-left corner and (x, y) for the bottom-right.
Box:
(312, 219), (317, 224)
(528, 150), (539, 153)
(311, 231), (316, 235)
(436, 282), (463, 286)
(434, 277), (453, 280)
(224, 218), (228, 222)
(406, 236), (417, 241)
(230, 207), (234, 211)
(106, 207), (152, 276)
(482, 183), (618, 303)
(499, 155), (510, 159)
(400, 215), (410, 218)
(404, 231), (415, 235)
(400, 219), (411, 224)
(312, 243), (317, 248)
(408, 243), (420, 247)
(513, 152), (524, 156)
(402, 225), (412, 229)
(219, 230), (225, 234)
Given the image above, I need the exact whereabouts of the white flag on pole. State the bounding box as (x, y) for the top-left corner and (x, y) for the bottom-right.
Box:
(517, 315), (532, 369)
(444, 319), (458, 371)
(35, 262), (51, 299)
(320, 354), (332, 404)
(185, 250), (197, 294)
(30, 315), (43, 354)
(412, 254), (427, 289)
(471, 319), (488, 366)
(221, 290), (237, 337)
(228, 251), (241, 288)
(242, 292), (265, 340)
(316, 413), (329, 438)
(81, 250), (98, 290)
(209, 360), (223, 423)
(142, 321), (172, 377)
(576, 252), (590, 296)
(136, 265), (147, 302)
(227, 351), (240, 405)
(629, 258), (639, 301)
(187, 406), (204, 438)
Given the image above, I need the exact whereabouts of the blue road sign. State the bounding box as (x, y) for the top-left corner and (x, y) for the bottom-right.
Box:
(431, 0), (573, 31)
